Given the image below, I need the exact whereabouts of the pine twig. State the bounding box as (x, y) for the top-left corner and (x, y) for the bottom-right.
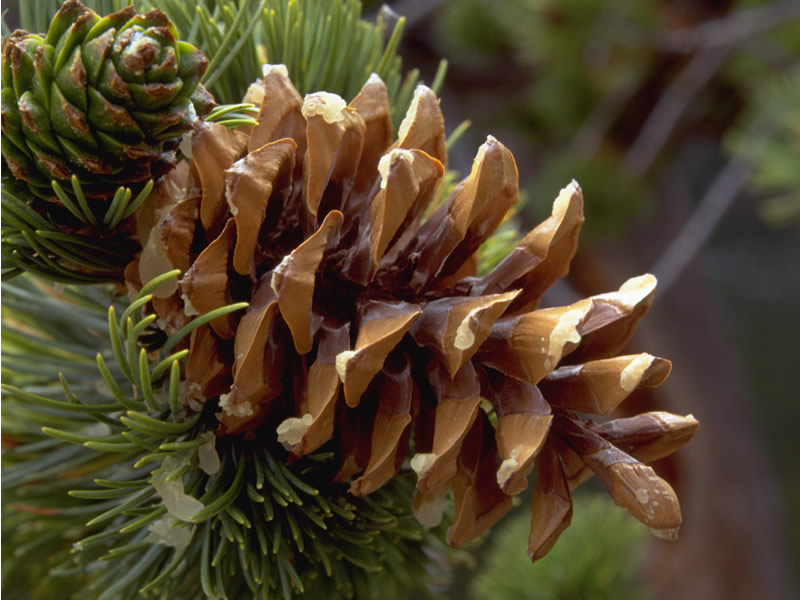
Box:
(622, 47), (730, 177)
(659, 0), (800, 53)
(651, 158), (752, 295)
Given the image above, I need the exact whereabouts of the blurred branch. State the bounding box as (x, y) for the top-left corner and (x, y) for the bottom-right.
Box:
(651, 158), (752, 295)
(571, 84), (640, 158)
(376, 0), (446, 28)
(659, 0), (800, 53)
(594, 1), (798, 174)
(646, 54), (793, 293)
(622, 48), (730, 176)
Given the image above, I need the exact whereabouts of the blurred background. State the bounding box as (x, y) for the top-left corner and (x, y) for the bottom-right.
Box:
(375, 0), (799, 598)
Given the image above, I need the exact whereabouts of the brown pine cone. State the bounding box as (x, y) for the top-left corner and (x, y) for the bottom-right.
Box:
(129, 64), (698, 559)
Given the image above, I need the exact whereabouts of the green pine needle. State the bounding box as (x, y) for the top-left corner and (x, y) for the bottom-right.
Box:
(1, 177), (145, 284)
(470, 494), (650, 600)
(726, 67), (800, 228)
(1, 275), (450, 599)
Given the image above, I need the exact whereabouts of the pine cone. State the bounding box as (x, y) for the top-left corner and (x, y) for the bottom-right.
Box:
(1, 0), (211, 202)
(132, 66), (698, 559)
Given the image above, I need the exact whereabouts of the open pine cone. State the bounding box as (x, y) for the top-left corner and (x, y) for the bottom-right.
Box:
(129, 65), (698, 558)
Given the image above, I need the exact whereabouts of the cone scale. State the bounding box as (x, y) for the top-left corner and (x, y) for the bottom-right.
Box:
(132, 66), (698, 557)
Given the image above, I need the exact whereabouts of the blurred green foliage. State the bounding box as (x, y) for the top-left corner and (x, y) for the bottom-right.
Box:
(436, 0), (800, 238)
(438, 0), (657, 240)
(441, 0), (655, 138)
(727, 67), (800, 228)
(526, 154), (652, 242)
(470, 493), (649, 600)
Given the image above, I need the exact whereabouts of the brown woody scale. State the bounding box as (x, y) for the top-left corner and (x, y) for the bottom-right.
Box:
(127, 65), (699, 559)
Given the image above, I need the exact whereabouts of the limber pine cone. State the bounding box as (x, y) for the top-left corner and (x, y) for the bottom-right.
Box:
(1, 0), (212, 203)
(130, 64), (699, 559)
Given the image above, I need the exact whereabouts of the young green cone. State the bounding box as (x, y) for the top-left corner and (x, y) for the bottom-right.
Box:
(1, 0), (212, 202)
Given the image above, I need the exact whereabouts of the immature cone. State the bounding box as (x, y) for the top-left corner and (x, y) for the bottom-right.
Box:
(132, 66), (698, 561)
(1, 0), (211, 202)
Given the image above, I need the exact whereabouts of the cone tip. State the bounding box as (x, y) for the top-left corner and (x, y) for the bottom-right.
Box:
(302, 91), (347, 123)
(262, 63), (289, 78)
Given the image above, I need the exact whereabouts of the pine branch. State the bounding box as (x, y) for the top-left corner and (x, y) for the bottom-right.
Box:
(651, 159), (752, 296)
(1, 274), (448, 599)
